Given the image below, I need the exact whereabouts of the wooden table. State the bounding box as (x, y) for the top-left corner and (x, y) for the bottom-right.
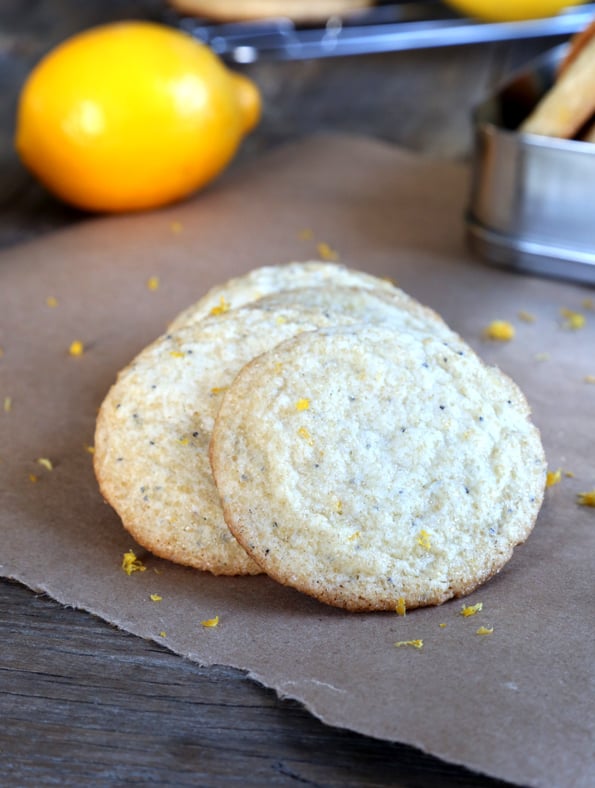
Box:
(0, 2), (558, 784)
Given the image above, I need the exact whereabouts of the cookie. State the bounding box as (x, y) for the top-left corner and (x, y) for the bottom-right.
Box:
(168, 0), (373, 23)
(243, 284), (459, 341)
(210, 324), (546, 609)
(94, 303), (350, 575)
(168, 261), (398, 330)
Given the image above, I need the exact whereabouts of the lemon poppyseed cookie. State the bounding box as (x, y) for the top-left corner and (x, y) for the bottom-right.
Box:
(168, 261), (398, 330)
(94, 303), (351, 575)
(210, 324), (547, 609)
(242, 285), (459, 341)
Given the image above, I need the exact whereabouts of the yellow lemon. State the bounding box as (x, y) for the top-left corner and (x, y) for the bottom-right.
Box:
(15, 21), (261, 212)
(443, 0), (587, 22)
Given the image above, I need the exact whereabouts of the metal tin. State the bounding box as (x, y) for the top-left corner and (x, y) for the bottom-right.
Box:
(467, 44), (595, 285)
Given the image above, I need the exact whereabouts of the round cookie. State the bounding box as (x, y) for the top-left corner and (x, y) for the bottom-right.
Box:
(94, 303), (350, 575)
(168, 0), (373, 23)
(210, 324), (547, 609)
(168, 261), (399, 330)
(244, 284), (459, 341)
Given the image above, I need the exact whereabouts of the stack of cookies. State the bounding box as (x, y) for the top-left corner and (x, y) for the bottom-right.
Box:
(94, 262), (546, 611)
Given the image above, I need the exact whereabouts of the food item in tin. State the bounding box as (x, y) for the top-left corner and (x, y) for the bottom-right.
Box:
(168, 260), (398, 331)
(167, 0), (373, 23)
(210, 323), (547, 611)
(521, 20), (595, 139)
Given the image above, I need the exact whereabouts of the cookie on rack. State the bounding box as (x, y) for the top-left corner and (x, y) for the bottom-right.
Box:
(168, 0), (373, 23)
(210, 324), (546, 610)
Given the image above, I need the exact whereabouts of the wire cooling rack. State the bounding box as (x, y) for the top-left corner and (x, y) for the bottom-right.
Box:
(170, 1), (595, 62)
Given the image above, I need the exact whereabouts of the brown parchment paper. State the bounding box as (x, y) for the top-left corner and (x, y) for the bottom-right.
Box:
(1, 135), (594, 788)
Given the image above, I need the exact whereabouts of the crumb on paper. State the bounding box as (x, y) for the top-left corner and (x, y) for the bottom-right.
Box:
(347, 530), (360, 541)
(476, 626), (494, 636)
(147, 276), (159, 291)
(122, 549), (147, 575)
(394, 639), (423, 649)
(46, 296), (58, 308)
(546, 468), (562, 487)
(295, 398), (310, 411)
(577, 489), (595, 507)
(316, 241), (339, 262)
(560, 308), (585, 330)
(177, 437), (189, 445)
(29, 474), (38, 483)
(209, 296), (230, 316)
(37, 457), (53, 471)
(395, 598), (406, 616)
(417, 529), (431, 550)
(483, 320), (515, 341)
(583, 298), (594, 311)
(298, 228), (314, 240)
(460, 602), (483, 617)
(69, 340), (84, 357)
(84, 444), (95, 455)
(170, 221), (183, 234)
(211, 386), (228, 395)
(534, 352), (550, 362)
(3, 396), (11, 413)
(585, 375), (595, 384)
(565, 470), (575, 478)
(149, 593), (162, 602)
(518, 310), (536, 323)
(201, 615), (219, 628)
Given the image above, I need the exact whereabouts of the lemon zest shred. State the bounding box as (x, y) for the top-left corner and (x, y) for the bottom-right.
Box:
(560, 308), (585, 330)
(177, 437), (189, 445)
(577, 489), (595, 507)
(483, 320), (515, 341)
(316, 241), (339, 262)
(395, 598), (406, 617)
(29, 474), (38, 483)
(210, 386), (228, 395)
(3, 396), (12, 413)
(546, 469), (562, 487)
(122, 550), (147, 575)
(585, 375), (595, 384)
(85, 444), (95, 454)
(518, 310), (536, 323)
(298, 228), (314, 240)
(564, 470), (575, 478)
(439, 623), (447, 628)
(347, 530), (360, 541)
(417, 529), (431, 550)
(159, 630), (167, 637)
(394, 639), (423, 649)
(169, 350), (185, 358)
(460, 602), (483, 617)
(296, 397), (310, 411)
(297, 426), (313, 445)
(335, 499), (343, 515)
(170, 221), (183, 234)
(149, 593), (162, 602)
(37, 457), (53, 471)
(46, 296), (58, 307)
(476, 626), (494, 636)
(209, 296), (230, 316)
(69, 340), (84, 357)
(201, 615), (219, 628)
(147, 276), (159, 291)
